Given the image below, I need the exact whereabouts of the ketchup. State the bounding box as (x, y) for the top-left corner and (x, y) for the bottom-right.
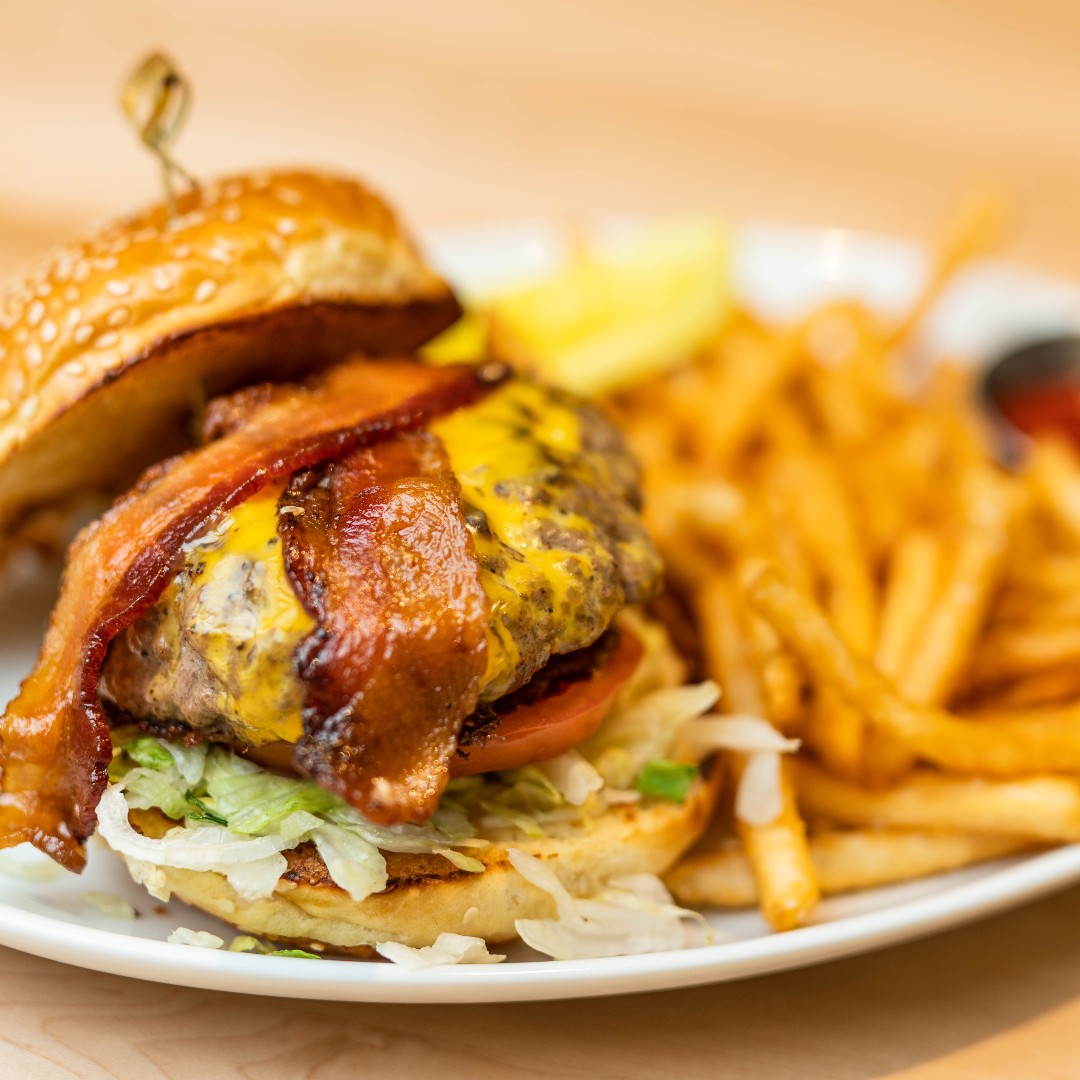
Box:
(996, 381), (1080, 446)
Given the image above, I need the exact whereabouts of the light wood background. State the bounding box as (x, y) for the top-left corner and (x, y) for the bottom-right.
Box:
(5, 2), (1080, 1076)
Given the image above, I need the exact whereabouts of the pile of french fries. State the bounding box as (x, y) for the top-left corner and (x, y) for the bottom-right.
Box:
(456, 196), (1080, 932)
(593, 196), (1080, 931)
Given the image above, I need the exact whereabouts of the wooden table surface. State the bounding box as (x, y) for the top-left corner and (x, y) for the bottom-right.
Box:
(4, 2), (1080, 1075)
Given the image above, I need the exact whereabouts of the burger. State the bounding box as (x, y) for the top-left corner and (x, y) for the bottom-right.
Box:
(0, 170), (720, 956)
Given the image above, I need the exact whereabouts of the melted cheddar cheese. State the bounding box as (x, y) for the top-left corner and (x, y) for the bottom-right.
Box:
(105, 378), (659, 747)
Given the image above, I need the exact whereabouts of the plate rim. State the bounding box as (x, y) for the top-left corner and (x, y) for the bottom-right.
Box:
(0, 845), (1078, 1003)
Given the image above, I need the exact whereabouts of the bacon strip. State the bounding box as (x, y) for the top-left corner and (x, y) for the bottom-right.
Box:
(280, 432), (489, 824)
(0, 358), (494, 870)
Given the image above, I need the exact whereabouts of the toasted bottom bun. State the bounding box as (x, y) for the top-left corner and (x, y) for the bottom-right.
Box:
(123, 767), (721, 956)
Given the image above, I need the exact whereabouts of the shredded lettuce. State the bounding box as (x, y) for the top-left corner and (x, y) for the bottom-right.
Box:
(674, 715), (800, 758)
(123, 737), (176, 772)
(202, 752), (338, 833)
(102, 738), (484, 905)
(508, 848), (710, 960)
(535, 751), (604, 806)
(735, 751), (784, 826)
(580, 682), (720, 788)
(120, 766), (193, 821)
(168, 927), (225, 949)
(310, 823), (387, 900)
(375, 933), (505, 969)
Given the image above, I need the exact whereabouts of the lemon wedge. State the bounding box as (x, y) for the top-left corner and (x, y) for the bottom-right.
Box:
(489, 218), (731, 396)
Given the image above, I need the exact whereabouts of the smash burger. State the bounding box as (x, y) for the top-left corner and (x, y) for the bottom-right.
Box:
(0, 171), (720, 957)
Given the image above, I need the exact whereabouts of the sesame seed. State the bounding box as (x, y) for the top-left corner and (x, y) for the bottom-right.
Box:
(62, 361), (85, 378)
(40, 319), (57, 343)
(106, 280), (132, 297)
(167, 211), (205, 234)
(207, 241), (234, 265)
(35, 282), (52, 298)
(152, 268), (174, 292)
(67, 308), (82, 328)
(73, 324), (94, 345)
(17, 395), (39, 423)
(95, 331), (119, 349)
(194, 280), (218, 303)
(172, 245), (191, 259)
(276, 186), (302, 206)
(223, 182), (244, 200)
(25, 342), (42, 366)
(108, 307), (131, 328)
(53, 254), (74, 281)
(220, 205), (242, 224)
(73, 262), (90, 283)
(0, 399), (11, 417)
(27, 301), (44, 327)
(63, 286), (80, 303)
(276, 218), (297, 237)
(14, 328), (27, 345)
(133, 227), (159, 244)
(268, 234), (287, 258)
(94, 256), (119, 272)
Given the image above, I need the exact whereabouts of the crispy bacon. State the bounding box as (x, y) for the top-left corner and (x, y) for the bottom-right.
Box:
(0, 358), (495, 870)
(280, 432), (489, 824)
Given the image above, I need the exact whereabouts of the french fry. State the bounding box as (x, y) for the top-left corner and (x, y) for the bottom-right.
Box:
(966, 667), (1080, 712)
(732, 758), (819, 930)
(746, 564), (1080, 776)
(765, 451), (876, 776)
(722, 508), (805, 733)
(695, 571), (764, 715)
(666, 828), (1033, 908)
(888, 189), (1009, 348)
(965, 624), (1080, 691)
(865, 529), (943, 781)
(697, 331), (804, 468)
(875, 529), (943, 680)
(989, 587), (1080, 628)
(644, 480), (746, 551)
(1005, 553), (1080, 596)
(748, 618), (804, 735)
(794, 759), (1080, 843)
(901, 469), (1017, 705)
(1027, 436), (1080, 546)
(696, 571), (819, 929)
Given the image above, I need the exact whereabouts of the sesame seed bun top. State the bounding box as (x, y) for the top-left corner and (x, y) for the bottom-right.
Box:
(0, 168), (461, 542)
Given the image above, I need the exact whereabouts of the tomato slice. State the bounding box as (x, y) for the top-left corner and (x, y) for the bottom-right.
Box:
(450, 629), (644, 777)
(245, 629), (643, 782)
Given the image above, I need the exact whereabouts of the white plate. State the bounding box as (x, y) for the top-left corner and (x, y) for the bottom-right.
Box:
(1, 221), (1080, 1003)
